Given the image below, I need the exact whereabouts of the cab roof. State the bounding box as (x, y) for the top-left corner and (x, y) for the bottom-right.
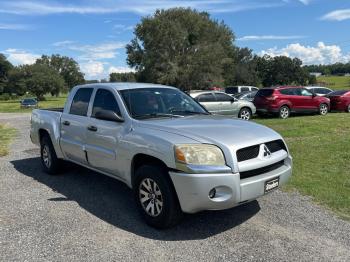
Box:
(75, 82), (177, 91)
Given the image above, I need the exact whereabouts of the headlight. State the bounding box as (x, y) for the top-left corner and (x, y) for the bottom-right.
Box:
(174, 144), (226, 166)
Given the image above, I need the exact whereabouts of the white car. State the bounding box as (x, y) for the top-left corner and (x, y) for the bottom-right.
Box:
(305, 86), (333, 96)
(225, 86), (259, 95)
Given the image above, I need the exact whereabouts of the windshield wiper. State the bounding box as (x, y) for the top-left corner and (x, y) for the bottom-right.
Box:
(169, 110), (210, 115)
(133, 113), (183, 119)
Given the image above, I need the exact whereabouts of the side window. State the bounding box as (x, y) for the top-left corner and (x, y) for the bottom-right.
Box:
(215, 93), (233, 102)
(70, 88), (93, 116)
(92, 89), (121, 117)
(301, 88), (313, 96)
(241, 87), (250, 92)
(279, 89), (292, 95)
(251, 87), (259, 91)
(292, 88), (302, 96)
(197, 93), (216, 102)
(225, 87), (238, 94)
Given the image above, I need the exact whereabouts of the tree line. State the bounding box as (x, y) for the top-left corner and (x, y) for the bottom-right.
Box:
(0, 54), (84, 100)
(304, 63), (350, 76)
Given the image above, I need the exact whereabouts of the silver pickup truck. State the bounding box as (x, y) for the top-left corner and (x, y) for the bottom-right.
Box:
(31, 83), (292, 228)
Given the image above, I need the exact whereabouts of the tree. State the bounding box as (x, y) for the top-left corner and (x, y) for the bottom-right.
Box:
(8, 64), (65, 100)
(110, 72), (137, 82)
(36, 54), (85, 91)
(126, 8), (235, 90)
(257, 55), (310, 86)
(0, 54), (13, 93)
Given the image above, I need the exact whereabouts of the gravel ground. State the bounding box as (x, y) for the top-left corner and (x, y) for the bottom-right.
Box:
(0, 113), (349, 262)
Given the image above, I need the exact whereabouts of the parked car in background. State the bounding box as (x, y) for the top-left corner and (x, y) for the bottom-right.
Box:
(327, 90), (350, 112)
(234, 91), (258, 102)
(253, 86), (330, 119)
(30, 83), (292, 228)
(190, 91), (256, 120)
(225, 86), (259, 95)
(20, 98), (38, 108)
(305, 86), (333, 96)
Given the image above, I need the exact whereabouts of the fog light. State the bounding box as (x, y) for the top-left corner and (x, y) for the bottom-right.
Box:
(209, 188), (216, 199)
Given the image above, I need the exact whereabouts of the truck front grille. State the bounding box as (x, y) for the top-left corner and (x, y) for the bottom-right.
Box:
(236, 139), (286, 162)
(240, 160), (284, 179)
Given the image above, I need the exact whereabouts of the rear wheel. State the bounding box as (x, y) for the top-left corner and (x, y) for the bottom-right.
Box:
(279, 106), (290, 119)
(40, 135), (61, 174)
(133, 165), (183, 229)
(347, 104), (350, 113)
(238, 107), (252, 120)
(319, 103), (328, 115)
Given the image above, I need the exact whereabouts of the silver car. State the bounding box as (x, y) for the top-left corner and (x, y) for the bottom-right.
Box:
(30, 83), (292, 228)
(305, 86), (333, 96)
(190, 91), (256, 120)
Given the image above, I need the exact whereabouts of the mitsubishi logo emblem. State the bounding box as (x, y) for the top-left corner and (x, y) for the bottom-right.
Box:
(263, 145), (271, 157)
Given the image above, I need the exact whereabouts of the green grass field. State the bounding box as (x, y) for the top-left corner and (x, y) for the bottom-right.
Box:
(255, 113), (350, 220)
(0, 124), (16, 157)
(317, 75), (350, 90)
(0, 94), (67, 113)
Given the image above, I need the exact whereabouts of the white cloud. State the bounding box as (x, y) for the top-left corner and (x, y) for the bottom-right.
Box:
(80, 61), (105, 79)
(0, 23), (32, 30)
(108, 66), (135, 74)
(260, 42), (350, 65)
(298, 0), (311, 5)
(321, 9), (350, 21)
(3, 48), (40, 65)
(0, 0), (286, 15)
(238, 35), (306, 41)
(53, 41), (126, 60)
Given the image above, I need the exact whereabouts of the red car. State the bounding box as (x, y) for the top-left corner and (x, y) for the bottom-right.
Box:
(327, 90), (350, 113)
(253, 86), (330, 119)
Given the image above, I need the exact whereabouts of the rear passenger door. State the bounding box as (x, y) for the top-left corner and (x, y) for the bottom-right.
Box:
(214, 92), (238, 115)
(196, 93), (218, 113)
(60, 88), (93, 164)
(84, 88), (125, 176)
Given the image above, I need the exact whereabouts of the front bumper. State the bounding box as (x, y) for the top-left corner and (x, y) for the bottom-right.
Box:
(169, 156), (292, 213)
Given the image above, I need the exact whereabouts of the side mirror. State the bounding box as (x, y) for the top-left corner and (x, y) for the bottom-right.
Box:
(95, 110), (124, 122)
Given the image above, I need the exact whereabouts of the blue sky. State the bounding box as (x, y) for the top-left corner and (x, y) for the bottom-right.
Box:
(0, 0), (350, 79)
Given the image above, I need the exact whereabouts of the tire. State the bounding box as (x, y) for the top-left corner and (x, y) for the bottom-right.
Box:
(40, 135), (61, 174)
(238, 107), (252, 120)
(279, 105), (290, 119)
(319, 103), (328, 115)
(346, 104), (350, 113)
(133, 165), (183, 229)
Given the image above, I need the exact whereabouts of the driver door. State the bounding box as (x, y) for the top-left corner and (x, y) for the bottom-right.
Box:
(84, 88), (125, 176)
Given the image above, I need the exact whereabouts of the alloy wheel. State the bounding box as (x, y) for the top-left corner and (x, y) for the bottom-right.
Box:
(320, 104), (328, 115)
(239, 109), (251, 120)
(139, 178), (163, 217)
(42, 145), (52, 168)
(280, 107), (289, 119)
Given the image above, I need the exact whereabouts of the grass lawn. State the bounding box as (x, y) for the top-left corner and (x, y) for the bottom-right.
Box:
(255, 113), (350, 220)
(0, 124), (16, 157)
(317, 75), (350, 90)
(0, 94), (67, 113)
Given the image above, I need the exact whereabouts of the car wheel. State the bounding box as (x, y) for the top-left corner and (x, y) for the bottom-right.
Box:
(347, 104), (350, 113)
(134, 165), (183, 229)
(238, 107), (252, 120)
(279, 106), (290, 119)
(40, 135), (61, 174)
(319, 103), (328, 115)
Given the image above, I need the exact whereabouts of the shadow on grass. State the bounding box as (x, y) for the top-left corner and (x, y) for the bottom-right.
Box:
(11, 157), (260, 241)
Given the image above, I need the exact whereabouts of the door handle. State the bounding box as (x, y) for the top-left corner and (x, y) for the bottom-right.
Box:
(87, 125), (98, 132)
(62, 121), (70, 126)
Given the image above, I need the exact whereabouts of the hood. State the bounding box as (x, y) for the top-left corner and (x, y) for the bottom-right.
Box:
(135, 115), (282, 149)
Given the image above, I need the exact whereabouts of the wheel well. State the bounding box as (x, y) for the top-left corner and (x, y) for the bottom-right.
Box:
(131, 154), (169, 188)
(279, 104), (290, 110)
(240, 107), (252, 113)
(39, 129), (50, 143)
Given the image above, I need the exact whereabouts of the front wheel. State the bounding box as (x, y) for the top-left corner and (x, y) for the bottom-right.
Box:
(134, 165), (183, 229)
(238, 107), (252, 120)
(279, 106), (290, 119)
(319, 103), (328, 115)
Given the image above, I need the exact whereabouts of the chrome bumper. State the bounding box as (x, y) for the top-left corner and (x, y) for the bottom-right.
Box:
(169, 156), (292, 213)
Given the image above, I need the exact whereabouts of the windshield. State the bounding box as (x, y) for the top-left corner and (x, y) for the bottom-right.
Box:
(22, 99), (36, 103)
(120, 87), (209, 119)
